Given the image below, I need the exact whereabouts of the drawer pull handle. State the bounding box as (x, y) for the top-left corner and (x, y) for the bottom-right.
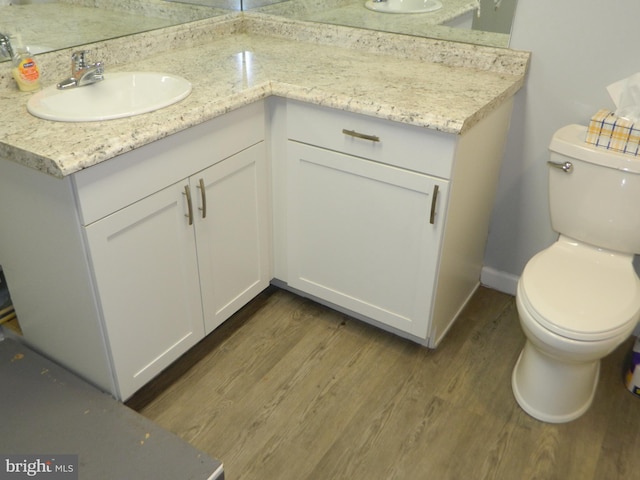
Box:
(429, 184), (439, 225)
(197, 178), (207, 219)
(342, 128), (380, 142)
(183, 185), (194, 226)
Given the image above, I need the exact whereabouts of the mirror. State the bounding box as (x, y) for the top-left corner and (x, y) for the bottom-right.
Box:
(0, 0), (236, 62)
(0, 0), (517, 65)
(247, 0), (517, 48)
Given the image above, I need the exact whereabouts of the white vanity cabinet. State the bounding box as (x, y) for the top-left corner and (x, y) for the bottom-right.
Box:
(82, 141), (269, 398)
(82, 179), (206, 399)
(191, 144), (270, 335)
(0, 92), (514, 398)
(75, 104), (270, 399)
(275, 99), (514, 346)
(0, 103), (270, 400)
(286, 135), (449, 339)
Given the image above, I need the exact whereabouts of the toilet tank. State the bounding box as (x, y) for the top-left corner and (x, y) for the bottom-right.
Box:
(548, 124), (640, 254)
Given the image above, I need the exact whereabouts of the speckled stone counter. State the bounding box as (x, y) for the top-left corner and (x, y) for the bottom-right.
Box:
(0, 12), (529, 178)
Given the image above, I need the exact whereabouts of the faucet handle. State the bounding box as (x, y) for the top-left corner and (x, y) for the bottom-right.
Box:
(71, 50), (89, 73)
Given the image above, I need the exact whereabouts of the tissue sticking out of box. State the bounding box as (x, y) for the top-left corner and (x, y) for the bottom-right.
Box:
(607, 72), (640, 123)
(585, 73), (640, 156)
(586, 109), (640, 156)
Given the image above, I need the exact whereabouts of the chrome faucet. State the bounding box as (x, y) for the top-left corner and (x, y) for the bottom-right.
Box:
(57, 50), (104, 90)
(0, 33), (14, 60)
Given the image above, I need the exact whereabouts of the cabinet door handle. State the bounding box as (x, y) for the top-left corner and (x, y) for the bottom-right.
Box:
(429, 184), (439, 225)
(197, 178), (207, 219)
(183, 185), (194, 226)
(342, 128), (380, 142)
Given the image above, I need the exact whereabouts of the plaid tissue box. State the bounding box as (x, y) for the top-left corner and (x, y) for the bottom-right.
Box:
(586, 109), (640, 156)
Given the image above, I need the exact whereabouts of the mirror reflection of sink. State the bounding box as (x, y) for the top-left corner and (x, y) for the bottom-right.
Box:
(364, 0), (442, 13)
(27, 72), (192, 122)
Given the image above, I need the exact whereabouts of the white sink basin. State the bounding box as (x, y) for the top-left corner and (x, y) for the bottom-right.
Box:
(364, 0), (442, 13)
(27, 72), (192, 122)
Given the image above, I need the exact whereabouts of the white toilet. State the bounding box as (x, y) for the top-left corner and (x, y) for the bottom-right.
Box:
(512, 124), (640, 423)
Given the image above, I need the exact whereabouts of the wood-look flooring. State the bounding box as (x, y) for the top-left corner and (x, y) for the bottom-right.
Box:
(128, 286), (640, 480)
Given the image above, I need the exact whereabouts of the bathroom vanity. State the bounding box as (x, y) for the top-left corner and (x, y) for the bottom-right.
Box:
(0, 13), (528, 400)
(273, 98), (513, 345)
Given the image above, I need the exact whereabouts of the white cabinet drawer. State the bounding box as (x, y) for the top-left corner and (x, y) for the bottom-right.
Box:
(286, 100), (455, 179)
(73, 102), (265, 225)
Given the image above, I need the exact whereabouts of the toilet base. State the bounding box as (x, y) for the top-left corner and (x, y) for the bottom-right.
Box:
(512, 340), (600, 423)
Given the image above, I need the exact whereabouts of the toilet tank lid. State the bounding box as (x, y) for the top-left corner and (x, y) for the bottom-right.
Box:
(549, 124), (640, 174)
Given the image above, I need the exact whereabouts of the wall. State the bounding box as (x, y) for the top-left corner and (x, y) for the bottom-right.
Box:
(481, 0), (640, 295)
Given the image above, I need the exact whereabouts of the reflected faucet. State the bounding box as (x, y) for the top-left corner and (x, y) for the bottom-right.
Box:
(0, 33), (15, 60)
(57, 50), (104, 90)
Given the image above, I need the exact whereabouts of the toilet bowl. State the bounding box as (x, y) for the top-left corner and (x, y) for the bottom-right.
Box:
(512, 124), (640, 423)
(512, 238), (640, 423)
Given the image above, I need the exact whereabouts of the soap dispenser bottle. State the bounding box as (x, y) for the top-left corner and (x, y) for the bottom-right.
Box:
(12, 45), (40, 92)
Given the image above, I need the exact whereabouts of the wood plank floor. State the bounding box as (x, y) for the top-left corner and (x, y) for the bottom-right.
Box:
(128, 286), (640, 480)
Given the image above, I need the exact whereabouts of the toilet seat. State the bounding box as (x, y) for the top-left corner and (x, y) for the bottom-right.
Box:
(520, 239), (640, 342)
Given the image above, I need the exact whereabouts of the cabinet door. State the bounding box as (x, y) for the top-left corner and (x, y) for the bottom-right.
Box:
(287, 142), (449, 339)
(194, 143), (271, 334)
(84, 182), (205, 400)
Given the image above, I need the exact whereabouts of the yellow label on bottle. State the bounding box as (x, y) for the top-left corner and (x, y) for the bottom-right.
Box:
(12, 55), (40, 92)
(17, 57), (40, 82)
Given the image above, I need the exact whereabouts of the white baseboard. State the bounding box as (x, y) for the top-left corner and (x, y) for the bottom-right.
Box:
(480, 266), (519, 296)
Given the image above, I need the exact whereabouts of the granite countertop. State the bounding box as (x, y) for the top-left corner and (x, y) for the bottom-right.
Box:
(0, 12), (529, 178)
